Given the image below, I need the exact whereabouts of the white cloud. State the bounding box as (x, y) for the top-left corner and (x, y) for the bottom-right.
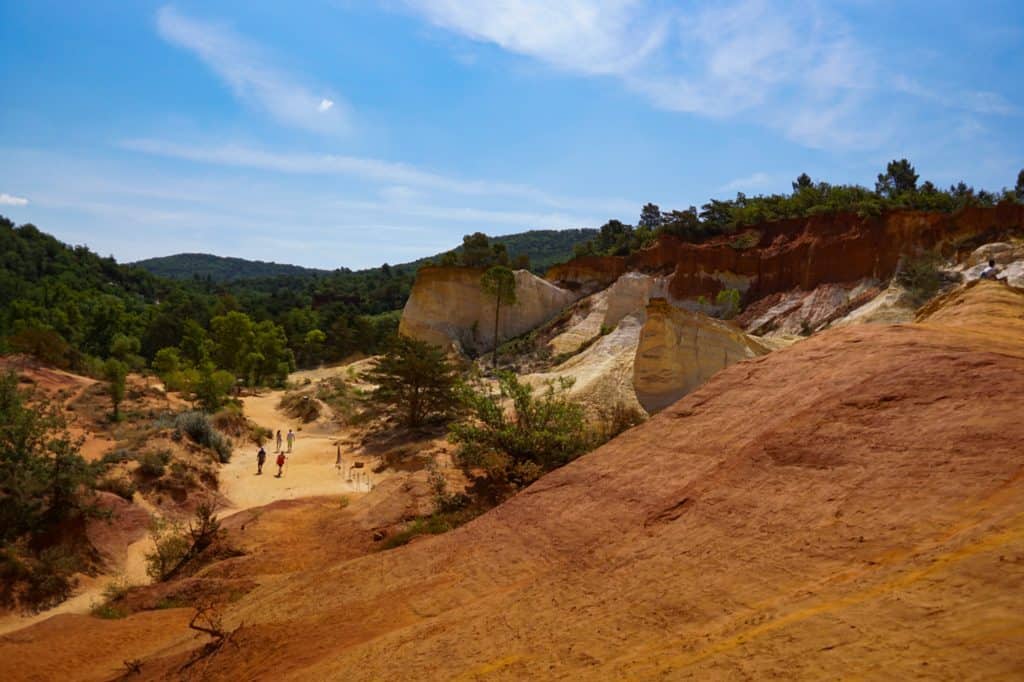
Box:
(719, 172), (771, 192)
(156, 6), (349, 134)
(121, 137), (636, 213)
(401, 0), (1014, 151)
(405, 0), (669, 77)
(0, 192), (29, 206)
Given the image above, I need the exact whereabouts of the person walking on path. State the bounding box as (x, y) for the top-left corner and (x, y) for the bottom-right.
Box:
(275, 452), (286, 478)
(275, 430), (283, 453)
(256, 445), (267, 475)
(335, 445), (342, 473)
(287, 429), (295, 453)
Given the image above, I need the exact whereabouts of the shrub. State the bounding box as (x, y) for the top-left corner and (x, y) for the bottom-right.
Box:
(896, 252), (943, 303)
(23, 546), (80, 611)
(594, 402), (646, 442)
(145, 502), (223, 582)
(278, 392), (321, 423)
(210, 405), (248, 437)
(450, 373), (590, 487)
(96, 475), (137, 501)
(138, 450), (171, 478)
(144, 518), (190, 581)
(175, 412), (232, 463)
(715, 289), (742, 319)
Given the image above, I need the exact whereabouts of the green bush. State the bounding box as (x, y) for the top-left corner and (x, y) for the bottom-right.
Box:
(174, 412), (232, 463)
(96, 475), (137, 501)
(715, 289), (742, 319)
(450, 373), (590, 487)
(138, 450), (171, 478)
(896, 252), (943, 303)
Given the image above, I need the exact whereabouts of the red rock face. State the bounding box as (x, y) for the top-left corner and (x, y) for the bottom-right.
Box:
(547, 206), (1024, 301)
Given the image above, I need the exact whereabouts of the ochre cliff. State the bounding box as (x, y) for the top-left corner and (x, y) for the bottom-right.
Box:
(398, 266), (578, 354)
(547, 205), (1024, 300)
(633, 298), (771, 413)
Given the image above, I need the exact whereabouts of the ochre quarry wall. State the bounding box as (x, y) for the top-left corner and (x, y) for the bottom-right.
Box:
(547, 205), (1024, 300)
(634, 298), (771, 413)
(398, 266), (578, 354)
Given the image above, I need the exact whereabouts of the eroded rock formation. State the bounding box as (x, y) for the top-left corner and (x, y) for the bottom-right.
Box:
(398, 266), (578, 354)
(634, 298), (770, 413)
(548, 206), (1024, 300)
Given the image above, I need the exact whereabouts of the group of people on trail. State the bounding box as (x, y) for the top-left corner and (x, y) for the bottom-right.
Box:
(256, 428), (295, 478)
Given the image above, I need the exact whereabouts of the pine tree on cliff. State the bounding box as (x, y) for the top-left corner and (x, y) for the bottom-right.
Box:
(639, 203), (664, 230)
(1016, 169), (1024, 201)
(481, 265), (517, 370)
(875, 159), (919, 198)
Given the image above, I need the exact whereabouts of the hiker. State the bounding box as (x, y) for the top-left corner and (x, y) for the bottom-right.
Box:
(287, 429), (295, 453)
(275, 452), (286, 478)
(335, 445), (342, 472)
(275, 429), (283, 452)
(980, 258), (1000, 280)
(256, 445), (266, 475)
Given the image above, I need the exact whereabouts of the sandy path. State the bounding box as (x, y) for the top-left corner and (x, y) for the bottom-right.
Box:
(219, 389), (370, 510)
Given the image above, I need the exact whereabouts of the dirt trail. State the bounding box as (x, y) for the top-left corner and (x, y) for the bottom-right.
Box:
(219, 387), (369, 511)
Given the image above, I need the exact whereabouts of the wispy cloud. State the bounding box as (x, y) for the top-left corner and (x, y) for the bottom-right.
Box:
(0, 192), (29, 206)
(156, 5), (349, 135)
(405, 0), (669, 77)
(719, 172), (771, 193)
(401, 0), (1015, 151)
(121, 137), (636, 213)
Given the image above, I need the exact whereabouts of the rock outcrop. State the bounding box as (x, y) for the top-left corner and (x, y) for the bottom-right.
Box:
(398, 266), (578, 354)
(548, 206), (1024, 301)
(633, 299), (770, 413)
(547, 273), (668, 356)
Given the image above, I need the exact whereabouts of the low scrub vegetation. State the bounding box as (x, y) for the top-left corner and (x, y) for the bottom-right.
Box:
(278, 391), (322, 423)
(0, 371), (99, 611)
(174, 411), (233, 463)
(450, 373), (591, 488)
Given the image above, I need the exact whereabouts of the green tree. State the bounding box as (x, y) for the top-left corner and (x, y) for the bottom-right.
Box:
(461, 232), (494, 267)
(480, 266), (517, 369)
(210, 311), (255, 376)
(449, 373), (590, 486)
(188, 361), (236, 412)
(152, 347), (182, 377)
(638, 203), (664, 230)
(0, 372), (95, 544)
(876, 158), (919, 198)
(367, 336), (459, 428)
(1016, 169), (1024, 200)
(179, 320), (212, 367)
(792, 173), (813, 192)
(103, 358), (127, 421)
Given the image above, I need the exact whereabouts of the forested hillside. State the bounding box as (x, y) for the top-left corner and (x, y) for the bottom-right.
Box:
(132, 253), (329, 282)
(0, 220), (595, 393)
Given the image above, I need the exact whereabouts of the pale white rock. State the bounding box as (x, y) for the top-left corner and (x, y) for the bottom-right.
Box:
(634, 298), (770, 414)
(398, 267), (579, 355)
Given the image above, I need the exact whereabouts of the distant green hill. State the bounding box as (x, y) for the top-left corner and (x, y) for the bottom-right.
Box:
(132, 253), (330, 282)
(133, 228), (597, 282)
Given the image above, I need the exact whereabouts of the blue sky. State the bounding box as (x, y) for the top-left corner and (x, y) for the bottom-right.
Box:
(1, 1), (1022, 269)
